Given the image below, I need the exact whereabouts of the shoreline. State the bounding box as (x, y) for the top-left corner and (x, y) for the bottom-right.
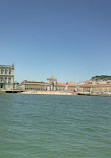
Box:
(1, 90), (111, 97)
(21, 91), (111, 97)
(21, 90), (76, 95)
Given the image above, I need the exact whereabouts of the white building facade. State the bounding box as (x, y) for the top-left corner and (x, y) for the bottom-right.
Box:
(0, 63), (14, 90)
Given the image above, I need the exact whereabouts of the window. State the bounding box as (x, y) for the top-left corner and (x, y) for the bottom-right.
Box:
(5, 69), (7, 74)
(8, 77), (11, 83)
(1, 77), (3, 82)
(5, 77), (7, 83)
(1, 69), (4, 74)
(1, 85), (3, 88)
(9, 70), (11, 74)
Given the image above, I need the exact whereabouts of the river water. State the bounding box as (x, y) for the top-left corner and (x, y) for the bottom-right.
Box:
(0, 94), (111, 158)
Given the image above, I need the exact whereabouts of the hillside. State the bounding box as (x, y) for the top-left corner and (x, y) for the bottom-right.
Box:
(91, 75), (111, 81)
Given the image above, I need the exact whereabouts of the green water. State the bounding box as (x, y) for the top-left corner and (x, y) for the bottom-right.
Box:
(0, 94), (111, 158)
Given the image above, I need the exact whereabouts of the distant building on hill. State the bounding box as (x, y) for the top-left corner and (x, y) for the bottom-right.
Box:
(0, 63), (14, 90)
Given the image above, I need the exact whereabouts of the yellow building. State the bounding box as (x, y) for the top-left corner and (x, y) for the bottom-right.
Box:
(77, 84), (91, 92)
(20, 77), (77, 92)
(92, 83), (111, 92)
(57, 83), (76, 91)
(77, 83), (111, 93)
(21, 80), (46, 91)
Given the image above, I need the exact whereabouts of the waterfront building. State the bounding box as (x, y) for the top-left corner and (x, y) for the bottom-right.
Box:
(20, 76), (77, 92)
(21, 76), (58, 91)
(67, 83), (76, 91)
(57, 83), (76, 91)
(0, 63), (14, 90)
(77, 83), (111, 93)
(57, 83), (66, 91)
(91, 83), (111, 93)
(77, 84), (91, 92)
(20, 80), (47, 91)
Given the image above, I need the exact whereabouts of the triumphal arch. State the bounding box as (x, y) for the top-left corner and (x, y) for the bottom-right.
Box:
(46, 76), (57, 91)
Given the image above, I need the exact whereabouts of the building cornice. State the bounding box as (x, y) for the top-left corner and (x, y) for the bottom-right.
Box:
(0, 75), (14, 77)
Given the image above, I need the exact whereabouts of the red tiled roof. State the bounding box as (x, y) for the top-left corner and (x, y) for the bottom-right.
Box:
(68, 83), (76, 86)
(58, 83), (76, 86)
(84, 84), (91, 86)
(58, 83), (66, 85)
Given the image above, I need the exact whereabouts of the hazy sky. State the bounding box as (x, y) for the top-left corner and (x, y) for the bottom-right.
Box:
(0, 0), (111, 83)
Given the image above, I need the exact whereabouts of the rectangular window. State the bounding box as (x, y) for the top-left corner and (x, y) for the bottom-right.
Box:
(8, 77), (11, 83)
(5, 69), (7, 74)
(5, 77), (7, 83)
(1, 77), (3, 82)
(1, 69), (4, 74)
(9, 70), (11, 74)
(1, 85), (3, 88)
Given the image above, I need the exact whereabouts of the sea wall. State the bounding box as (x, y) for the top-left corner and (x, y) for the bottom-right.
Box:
(21, 90), (76, 95)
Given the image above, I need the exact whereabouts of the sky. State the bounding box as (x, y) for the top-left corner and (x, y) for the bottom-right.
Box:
(0, 0), (111, 83)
